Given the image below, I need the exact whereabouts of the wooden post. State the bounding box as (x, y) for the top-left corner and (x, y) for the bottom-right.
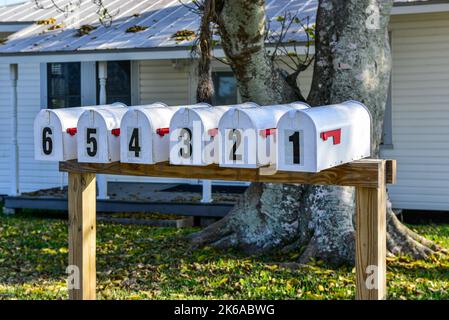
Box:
(68, 172), (97, 300)
(61, 159), (394, 300)
(355, 161), (387, 300)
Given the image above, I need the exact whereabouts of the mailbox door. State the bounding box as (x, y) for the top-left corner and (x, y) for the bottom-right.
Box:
(169, 109), (204, 166)
(219, 109), (258, 168)
(276, 110), (317, 172)
(120, 110), (152, 164)
(77, 114), (109, 163)
(77, 109), (122, 163)
(34, 112), (64, 161)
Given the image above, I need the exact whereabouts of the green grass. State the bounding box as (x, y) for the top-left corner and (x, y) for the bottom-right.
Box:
(0, 211), (448, 300)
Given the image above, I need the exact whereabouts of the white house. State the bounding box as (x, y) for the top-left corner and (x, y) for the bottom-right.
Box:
(1, 0), (449, 211)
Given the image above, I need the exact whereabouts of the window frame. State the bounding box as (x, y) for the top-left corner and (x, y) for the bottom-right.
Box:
(45, 62), (81, 109)
(96, 60), (132, 106)
(211, 70), (240, 105)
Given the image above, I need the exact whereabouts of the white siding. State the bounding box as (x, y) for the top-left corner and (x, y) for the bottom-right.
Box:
(0, 63), (64, 194)
(381, 12), (449, 211)
(16, 63), (64, 193)
(139, 59), (193, 106)
(0, 63), (10, 194)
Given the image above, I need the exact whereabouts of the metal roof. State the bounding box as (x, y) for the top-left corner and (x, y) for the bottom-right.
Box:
(0, 0), (318, 54)
(0, 0), (439, 55)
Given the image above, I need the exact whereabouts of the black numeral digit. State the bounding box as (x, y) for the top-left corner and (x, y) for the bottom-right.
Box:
(289, 131), (300, 164)
(179, 128), (192, 159)
(229, 129), (242, 161)
(129, 128), (141, 157)
(86, 128), (98, 157)
(42, 127), (53, 155)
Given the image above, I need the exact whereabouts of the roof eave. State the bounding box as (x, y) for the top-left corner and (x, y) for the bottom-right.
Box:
(392, 2), (449, 14)
(0, 43), (311, 63)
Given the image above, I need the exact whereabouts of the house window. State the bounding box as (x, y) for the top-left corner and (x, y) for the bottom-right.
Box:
(212, 71), (238, 105)
(47, 62), (81, 109)
(97, 61), (131, 105)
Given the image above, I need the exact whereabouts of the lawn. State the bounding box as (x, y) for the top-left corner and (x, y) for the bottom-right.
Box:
(0, 211), (448, 300)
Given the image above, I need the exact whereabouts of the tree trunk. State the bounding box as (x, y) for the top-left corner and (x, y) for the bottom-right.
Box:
(191, 0), (446, 264)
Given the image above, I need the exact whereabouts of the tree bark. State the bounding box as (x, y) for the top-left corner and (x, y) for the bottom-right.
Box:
(191, 0), (446, 264)
(196, 0), (215, 104)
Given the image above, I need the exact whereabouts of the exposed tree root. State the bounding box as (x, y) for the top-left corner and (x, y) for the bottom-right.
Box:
(189, 184), (446, 265)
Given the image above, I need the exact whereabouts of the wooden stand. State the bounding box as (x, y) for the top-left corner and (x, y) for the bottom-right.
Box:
(60, 159), (396, 300)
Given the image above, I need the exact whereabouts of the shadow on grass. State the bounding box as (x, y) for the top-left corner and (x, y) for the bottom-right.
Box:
(1, 211), (448, 300)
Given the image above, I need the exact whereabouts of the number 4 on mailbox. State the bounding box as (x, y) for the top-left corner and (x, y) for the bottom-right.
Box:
(128, 128), (141, 158)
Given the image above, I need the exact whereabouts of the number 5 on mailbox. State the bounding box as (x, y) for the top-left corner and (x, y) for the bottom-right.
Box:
(85, 128), (98, 158)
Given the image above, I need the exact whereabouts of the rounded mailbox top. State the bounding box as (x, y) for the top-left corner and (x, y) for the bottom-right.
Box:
(280, 100), (371, 141)
(122, 104), (179, 133)
(219, 102), (309, 130)
(128, 102), (167, 110)
(78, 107), (128, 130)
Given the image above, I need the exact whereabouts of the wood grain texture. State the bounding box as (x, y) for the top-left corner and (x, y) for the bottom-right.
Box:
(62, 159), (394, 300)
(385, 159), (397, 185)
(60, 159), (396, 188)
(68, 173), (96, 300)
(355, 160), (387, 300)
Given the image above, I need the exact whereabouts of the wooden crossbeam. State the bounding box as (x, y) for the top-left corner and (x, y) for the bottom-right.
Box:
(60, 159), (396, 188)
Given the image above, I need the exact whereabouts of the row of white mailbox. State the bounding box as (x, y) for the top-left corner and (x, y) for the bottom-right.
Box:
(34, 101), (371, 172)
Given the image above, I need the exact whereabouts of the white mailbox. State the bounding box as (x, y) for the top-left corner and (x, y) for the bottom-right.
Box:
(120, 103), (207, 164)
(169, 103), (258, 166)
(33, 103), (125, 161)
(276, 100), (371, 173)
(77, 106), (132, 163)
(218, 102), (310, 168)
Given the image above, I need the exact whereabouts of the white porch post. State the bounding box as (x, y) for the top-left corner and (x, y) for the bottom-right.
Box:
(97, 61), (109, 199)
(10, 64), (19, 196)
(201, 180), (212, 203)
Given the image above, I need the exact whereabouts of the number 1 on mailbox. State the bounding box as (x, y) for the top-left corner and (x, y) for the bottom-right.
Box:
(277, 101), (372, 173)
